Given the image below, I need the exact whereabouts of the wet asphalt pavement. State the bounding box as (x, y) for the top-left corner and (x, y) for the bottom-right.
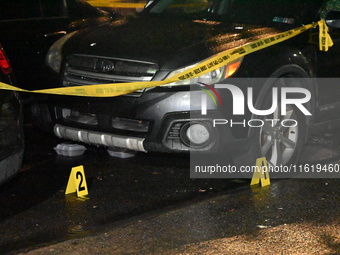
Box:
(0, 121), (339, 254)
(21, 179), (340, 254)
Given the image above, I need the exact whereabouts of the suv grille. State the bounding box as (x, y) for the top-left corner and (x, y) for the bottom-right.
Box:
(62, 55), (158, 95)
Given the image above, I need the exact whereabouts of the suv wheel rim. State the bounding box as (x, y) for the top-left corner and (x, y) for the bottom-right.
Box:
(259, 105), (298, 167)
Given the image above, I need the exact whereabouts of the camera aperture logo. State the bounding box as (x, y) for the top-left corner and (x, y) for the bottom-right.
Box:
(199, 83), (312, 128)
(198, 82), (223, 115)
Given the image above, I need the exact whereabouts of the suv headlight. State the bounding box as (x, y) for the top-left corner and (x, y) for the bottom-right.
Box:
(165, 57), (243, 86)
(46, 31), (77, 73)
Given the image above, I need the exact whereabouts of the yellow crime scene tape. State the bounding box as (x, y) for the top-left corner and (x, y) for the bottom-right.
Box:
(0, 20), (333, 98)
(86, 1), (146, 9)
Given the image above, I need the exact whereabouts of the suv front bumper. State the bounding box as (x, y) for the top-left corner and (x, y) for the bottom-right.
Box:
(31, 88), (253, 155)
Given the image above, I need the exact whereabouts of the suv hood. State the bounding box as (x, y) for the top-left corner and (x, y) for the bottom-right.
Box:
(63, 16), (281, 70)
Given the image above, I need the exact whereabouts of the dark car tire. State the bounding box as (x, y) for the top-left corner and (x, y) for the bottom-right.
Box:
(233, 108), (308, 176)
(233, 76), (310, 175)
(256, 104), (307, 168)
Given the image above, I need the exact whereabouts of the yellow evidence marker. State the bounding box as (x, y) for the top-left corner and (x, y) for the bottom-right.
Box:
(65, 165), (89, 198)
(250, 157), (271, 187)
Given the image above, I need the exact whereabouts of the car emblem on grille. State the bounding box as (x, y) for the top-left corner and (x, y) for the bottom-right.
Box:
(97, 59), (114, 72)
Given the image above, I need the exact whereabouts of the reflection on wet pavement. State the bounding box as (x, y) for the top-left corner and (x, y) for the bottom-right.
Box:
(21, 179), (340, 255)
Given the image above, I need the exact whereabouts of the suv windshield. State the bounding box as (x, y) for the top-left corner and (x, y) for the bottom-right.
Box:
(147, 0), (324, 25)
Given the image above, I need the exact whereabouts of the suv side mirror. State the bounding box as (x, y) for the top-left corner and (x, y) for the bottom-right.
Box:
(326, 11), (340, 29)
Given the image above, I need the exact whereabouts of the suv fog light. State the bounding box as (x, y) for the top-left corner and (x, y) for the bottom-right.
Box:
(186, 124), (210, 144)
(181, 122), (210, 146)
(164, 120), (215, 151)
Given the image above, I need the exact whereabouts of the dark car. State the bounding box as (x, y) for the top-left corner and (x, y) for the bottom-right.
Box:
(0, 0), (117, 90)
(32, 0), (340, 168)
(0, 45), (24, 184)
